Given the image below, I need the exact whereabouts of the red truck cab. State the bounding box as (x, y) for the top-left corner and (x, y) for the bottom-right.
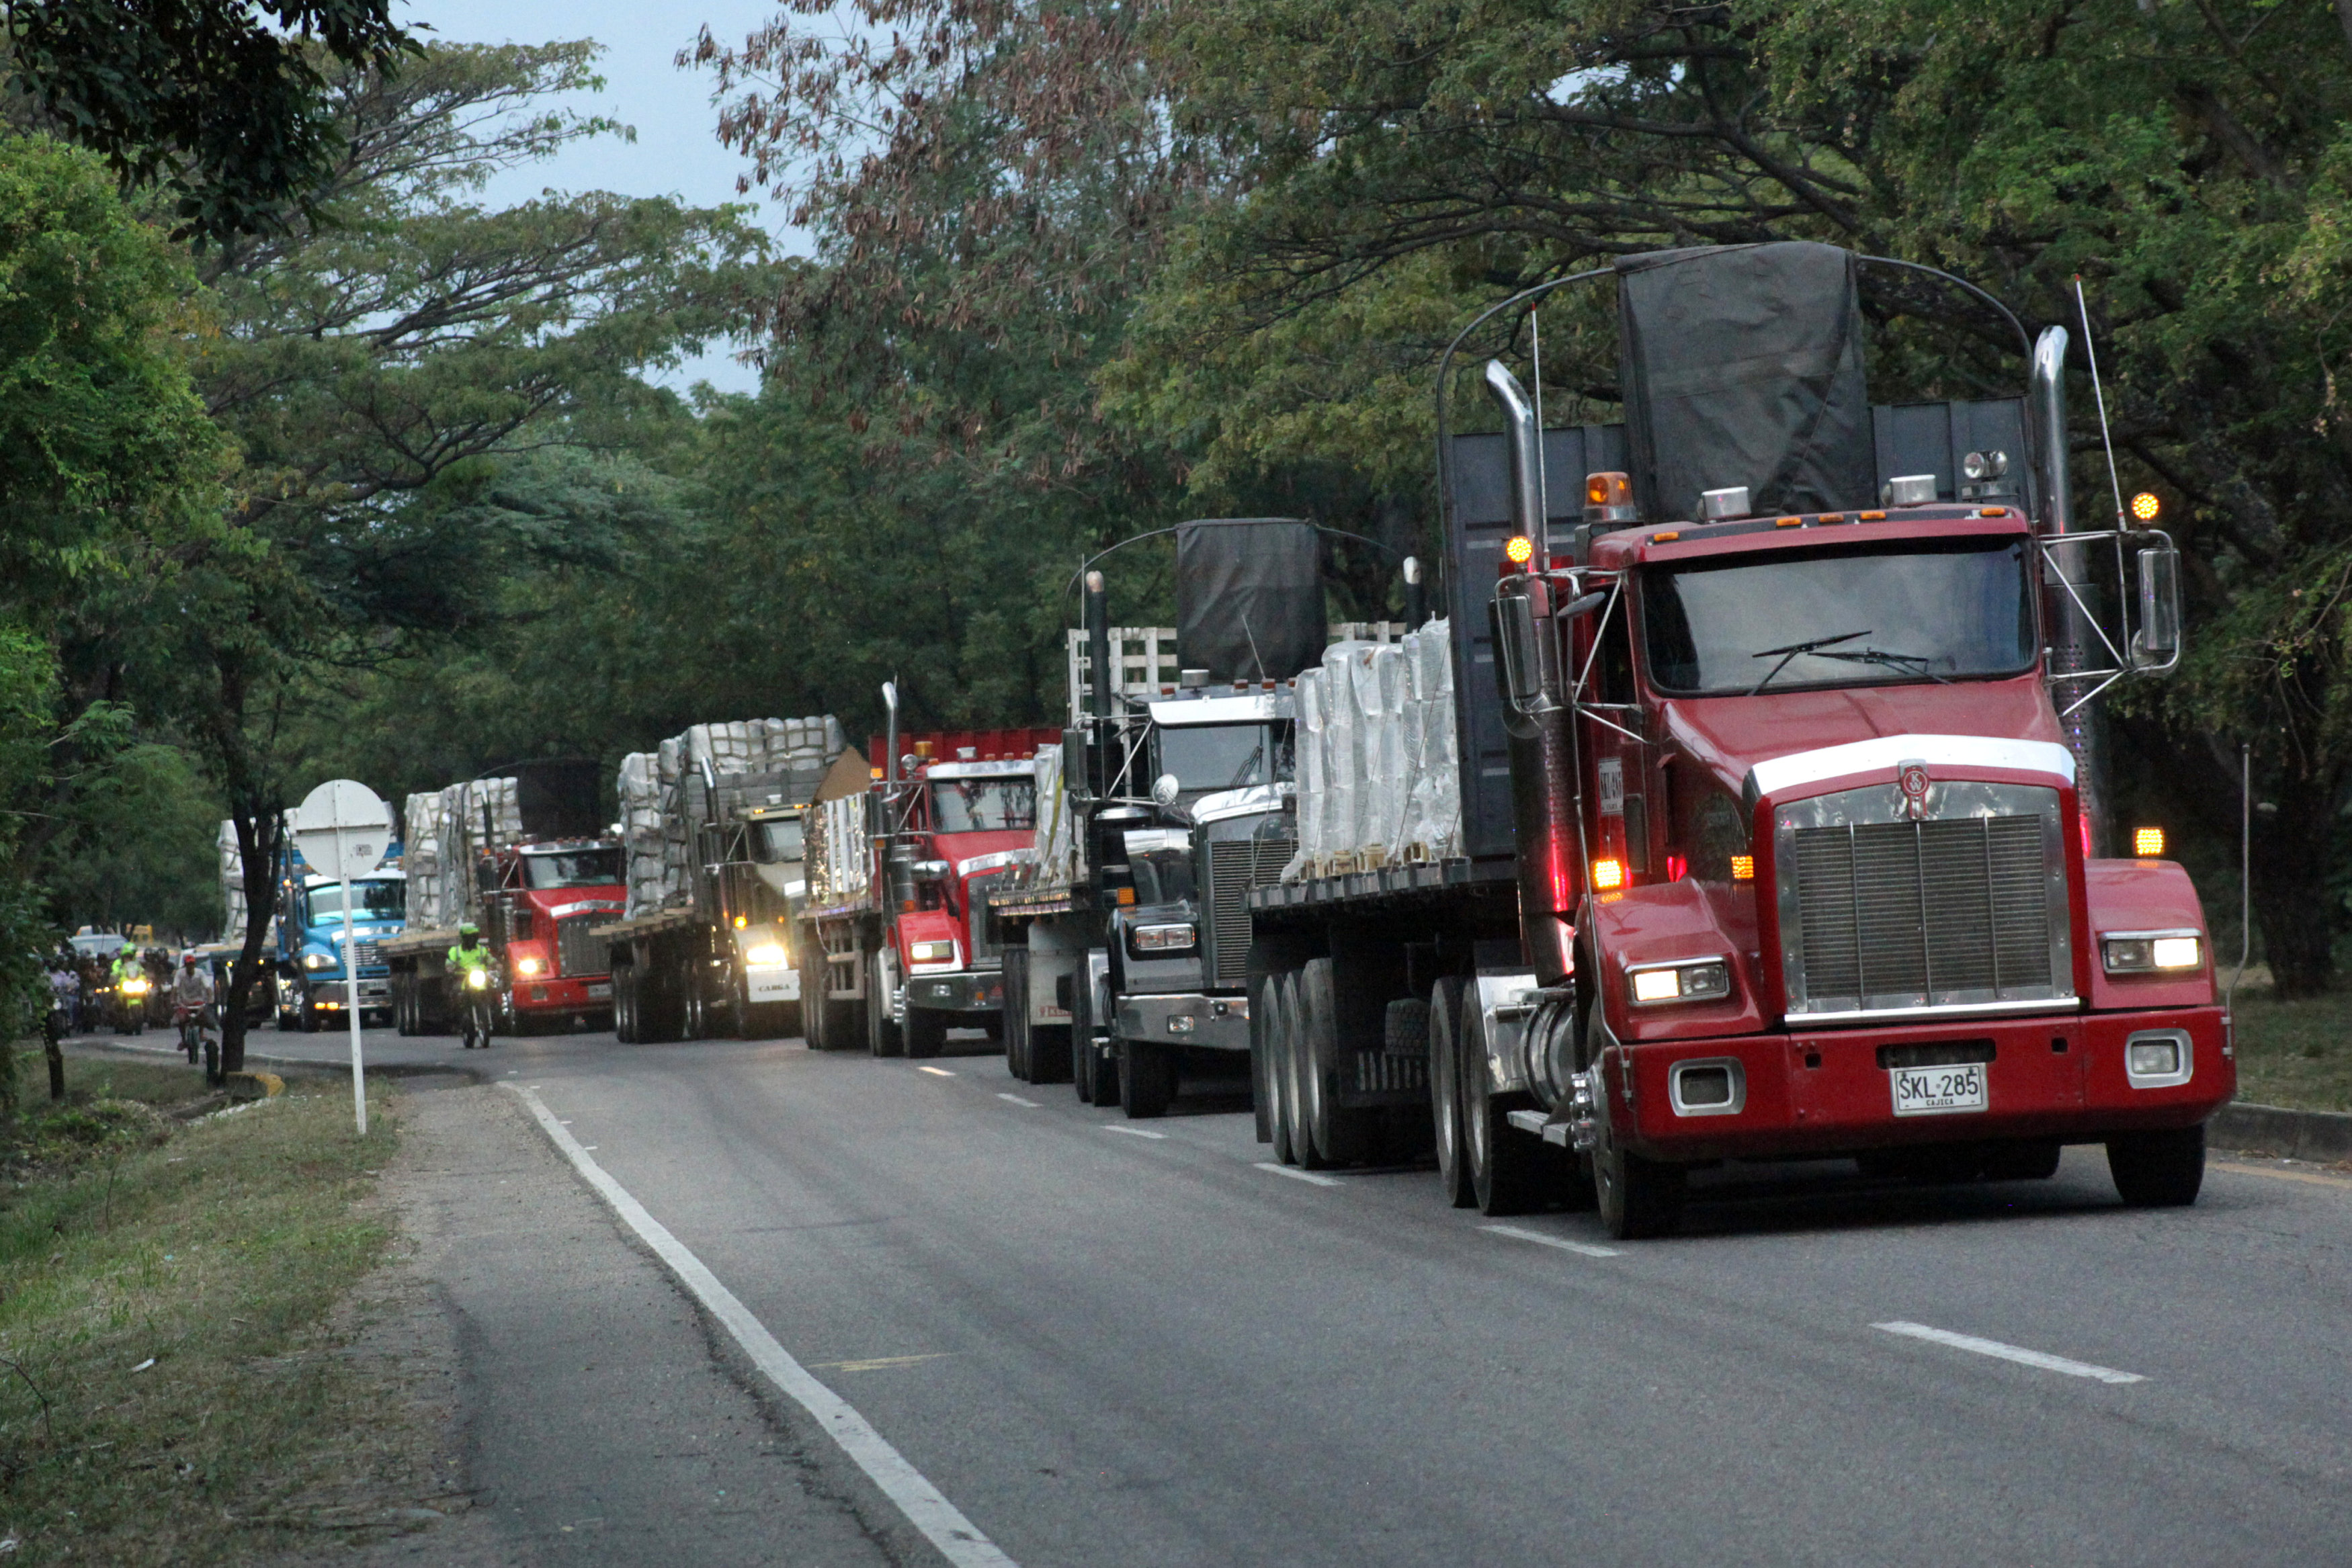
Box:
(1530, 500), (2226, 1211)
(487, 837), (625, 1029)
(879, 740), (1051, 1053)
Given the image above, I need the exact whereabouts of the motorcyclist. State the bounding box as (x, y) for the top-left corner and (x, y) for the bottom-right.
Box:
(109, 945), (149, 1033)
(448, 922), (495, 1049)
(171, 953), (216, 1068)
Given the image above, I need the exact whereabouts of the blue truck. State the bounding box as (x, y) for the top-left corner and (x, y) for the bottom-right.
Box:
(268, 828), (407, 1032)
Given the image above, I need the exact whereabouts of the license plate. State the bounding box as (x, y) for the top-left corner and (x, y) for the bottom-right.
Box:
(1890, 1062), (1986, 1117)
(587, 982), (612, 1000)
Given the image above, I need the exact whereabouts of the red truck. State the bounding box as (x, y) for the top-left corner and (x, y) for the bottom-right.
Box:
(798, 695), (1059, 1057)
(1248, 242), (2226, 1237)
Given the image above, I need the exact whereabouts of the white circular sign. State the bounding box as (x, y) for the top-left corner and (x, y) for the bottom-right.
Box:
(292, 779), (391, 882)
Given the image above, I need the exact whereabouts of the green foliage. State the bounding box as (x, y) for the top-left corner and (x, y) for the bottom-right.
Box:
(5, 0), (421, 243)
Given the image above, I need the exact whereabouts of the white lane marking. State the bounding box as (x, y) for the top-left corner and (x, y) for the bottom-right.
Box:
(997, 1093), (1040, 1108)
(503, 1086), (1017, 1567)
(1481, 1223), (1621, 1258)
(1253, 1162), (1342, 1188)
(1872, 1321), (2145, 1385)
(917, 1065), (956, 1078)
(1102, 1125), (1167, 1140)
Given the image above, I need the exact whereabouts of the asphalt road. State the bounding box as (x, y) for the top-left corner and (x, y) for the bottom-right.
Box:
(143, 1019), (2352, 1563)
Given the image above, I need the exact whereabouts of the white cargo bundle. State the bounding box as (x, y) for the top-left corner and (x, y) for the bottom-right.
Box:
(810, 791), (871, 906)
(218, 818), (246, 937)
(1025, 744), (1085, 890)
(1284, 618), (1459, 879)
(620, 715), (848, 918)
(403, 790), (449, 928)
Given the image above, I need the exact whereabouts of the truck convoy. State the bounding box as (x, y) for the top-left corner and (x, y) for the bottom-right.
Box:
(798, 711), (1059, 1057)
(601, 716), (851, 1043)
(382, 760), (622, 1037)
(1236, 241), (2224, 1237)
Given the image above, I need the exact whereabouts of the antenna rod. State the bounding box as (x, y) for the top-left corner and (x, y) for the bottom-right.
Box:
(2074, 276), (2128, 528)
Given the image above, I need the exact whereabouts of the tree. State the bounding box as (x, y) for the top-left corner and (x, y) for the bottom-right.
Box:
(1115, 0), (2352, 993)
(4, 0), (419, 243)
(106, 41), (765, 1074)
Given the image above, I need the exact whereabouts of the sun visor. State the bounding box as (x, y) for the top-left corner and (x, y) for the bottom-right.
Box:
(1617, 243), (1877, 521)
(1175, 518), (1326, 683)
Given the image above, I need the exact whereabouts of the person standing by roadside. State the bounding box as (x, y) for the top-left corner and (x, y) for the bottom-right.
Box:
(42, 962), (70, 1098)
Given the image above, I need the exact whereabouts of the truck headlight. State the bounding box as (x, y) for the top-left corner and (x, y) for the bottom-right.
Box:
(746, 942), (788, 967)
(909, 940), (956, 964)
(1626, 958), (1732, 1006)
(302, 953), (332, 971)
(515, 957), (542, 977)
(1130, 923), (1198, 955)
(2101, 930), (2202, 974)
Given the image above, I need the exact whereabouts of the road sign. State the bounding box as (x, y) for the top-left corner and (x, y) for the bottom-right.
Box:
(291, 779), (388, 1137)
(292, 779), (390, 882)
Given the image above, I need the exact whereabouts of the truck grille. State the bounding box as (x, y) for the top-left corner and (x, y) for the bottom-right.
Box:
(966, 871), (1010, 962)
(1208, 834), (1294, 988)
(351, 940), (382, 971)
(1776, 783), (2070, 1019)
(556, 912), (618, 978)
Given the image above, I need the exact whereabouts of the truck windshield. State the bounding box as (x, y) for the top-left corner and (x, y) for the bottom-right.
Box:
(519, 848), (622, 888)
(931, 778), (1036, 834)
(755, 818), (805, 862)
(1158, 724), (1293, 791)
(1643, 535), (2035, 695)
(307, 880), (407, 921)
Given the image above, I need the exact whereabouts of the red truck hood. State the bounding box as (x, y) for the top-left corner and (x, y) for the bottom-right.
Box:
(1663, 674), (2065, 801)
(519, 886), (625, 918)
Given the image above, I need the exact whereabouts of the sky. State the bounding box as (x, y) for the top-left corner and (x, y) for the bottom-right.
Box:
(398, 0), (805, 396)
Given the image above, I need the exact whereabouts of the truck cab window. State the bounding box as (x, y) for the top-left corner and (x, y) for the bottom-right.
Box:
(931, 778), (1036, 833)
(306, 879), (407, 921)
(1157, 723), (1292, 791)
(754, 818), (806, 863)
(520, 848), (622, 888)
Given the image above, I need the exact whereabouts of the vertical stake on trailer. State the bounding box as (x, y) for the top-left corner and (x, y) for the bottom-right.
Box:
(341, 857), (366, 1135)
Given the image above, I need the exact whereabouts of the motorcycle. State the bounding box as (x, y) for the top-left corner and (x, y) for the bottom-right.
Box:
(460, 965), (497, 1049)
(175, 1000), (218, 1075)
(112, 973), (152, 1035)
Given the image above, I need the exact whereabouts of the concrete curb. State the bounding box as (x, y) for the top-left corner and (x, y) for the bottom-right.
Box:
(2209, 1101), (2352, 1164)
(62, 1035), (487, 1084)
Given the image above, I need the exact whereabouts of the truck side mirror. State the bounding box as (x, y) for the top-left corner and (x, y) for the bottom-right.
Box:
(1495, 588), (1544, 707)
(1061, 728), (1088, 795)
(2132, 544), (2182, 674)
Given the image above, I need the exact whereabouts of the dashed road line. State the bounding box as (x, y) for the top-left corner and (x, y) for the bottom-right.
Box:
(917, 1065), (957, 1078)
(1253, 1162), (1342, 1188)
(1480, 1223), (1620, 1258)
(1872, 1321), (2144, 1385)
(1102, 1125), (1167, 1140)
(997, 1093), (1040, 1107)
(504, 1085), (1018, 1567)
(811, 1353), (951, 1374)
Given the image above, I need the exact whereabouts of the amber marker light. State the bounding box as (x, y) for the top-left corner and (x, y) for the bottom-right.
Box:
(2134, 826), (2166, 857)
(1503, 535), (1536, 567)
(1591, 857), (1625, 890)
(2130, 491), (2161, 522)
(1730, 855), (1755, 881)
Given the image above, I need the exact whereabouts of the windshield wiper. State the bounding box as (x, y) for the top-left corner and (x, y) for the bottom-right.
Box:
(1222, 738), (1266, 793)
(1810, 648), (1953, 684)
(1749, 629), (1871, 695)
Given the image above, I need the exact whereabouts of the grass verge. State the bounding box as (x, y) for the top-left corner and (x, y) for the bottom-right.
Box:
(2232, 989), (2352, 1114)
(0, 1050), (400, 1563)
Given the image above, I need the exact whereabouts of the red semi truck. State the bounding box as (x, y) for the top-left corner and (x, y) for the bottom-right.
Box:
(798, 698), (1060, 1056)
(1248, 242), (2228, 1237)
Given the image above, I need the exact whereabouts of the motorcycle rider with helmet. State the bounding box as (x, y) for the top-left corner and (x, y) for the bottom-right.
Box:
(449, 922), (496, 1049)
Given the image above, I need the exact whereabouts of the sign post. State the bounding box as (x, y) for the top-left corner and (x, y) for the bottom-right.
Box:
(292, 780), (390, 1135)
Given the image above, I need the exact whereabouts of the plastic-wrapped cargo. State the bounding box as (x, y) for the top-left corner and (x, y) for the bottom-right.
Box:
(219, 818), (247, 937)
(1353, 641), (1410, 862)
(403, 791), (448, 928)
(1400, 619), (1460, 860)
(1027, 744), (1085, 889)
(1319, 641), (1372, 869)
(620, 715), (849, 918)
(1283, 669), (1329, 881)
(810, 792), (870, 906)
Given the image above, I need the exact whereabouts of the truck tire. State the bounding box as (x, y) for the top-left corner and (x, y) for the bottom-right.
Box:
(1427, 977), (1474, 1208)
(1460, 982), (1544, 1215)
(1003, 947), (1032, 1081)
(866, 951), (902, 1058)
(1280, 971), (1329, 1169)
(1300, 958), (1372, 1164)
(1120, 1039), (1175, 1119)
(1249, 969), (1279, 1146)
(1591, 1058), (1685, 1239)
(1265, 969), (1296, 1163)
(682, 972), (708, 1041)
(2107, 1123), (2204, 1207)
(905, 1007), (946, 1059)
